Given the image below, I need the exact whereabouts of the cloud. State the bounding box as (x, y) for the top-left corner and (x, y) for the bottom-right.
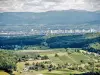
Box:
(0, 0), (100, 12)
(86, 0), (100, 10)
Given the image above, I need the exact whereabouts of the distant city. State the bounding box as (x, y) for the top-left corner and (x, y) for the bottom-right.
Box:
(0, 28), (99, 36)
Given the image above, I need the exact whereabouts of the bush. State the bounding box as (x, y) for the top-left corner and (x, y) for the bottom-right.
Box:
(55, 53), (59, 57)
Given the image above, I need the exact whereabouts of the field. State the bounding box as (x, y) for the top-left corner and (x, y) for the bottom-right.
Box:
(13, 49), (100, 75)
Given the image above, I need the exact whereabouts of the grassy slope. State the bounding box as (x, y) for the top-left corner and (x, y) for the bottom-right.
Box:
(14, 50), (100, 75)
(0, 71), (9, 75)
(48, 52), (93, 64)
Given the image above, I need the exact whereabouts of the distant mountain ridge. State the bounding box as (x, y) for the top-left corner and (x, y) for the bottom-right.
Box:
(0, 10), (100, 25)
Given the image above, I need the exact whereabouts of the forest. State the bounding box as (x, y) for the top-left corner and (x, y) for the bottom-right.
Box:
(0, 33), (100, 53)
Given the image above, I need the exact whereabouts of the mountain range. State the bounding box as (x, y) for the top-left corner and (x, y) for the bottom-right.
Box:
(0, 10), (100, 31)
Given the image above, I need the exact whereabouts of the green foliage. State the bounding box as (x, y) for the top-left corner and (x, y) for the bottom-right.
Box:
(55, 53), (59, 57)
(80, 60), (84, 63)
(84, 42), (100, 53)
(89, 43), (100, 50)
(0, 50), (17, 73)
(41, 55), (49, 60)
(25, 62), (30, 66)
(0, 33), (100, 52)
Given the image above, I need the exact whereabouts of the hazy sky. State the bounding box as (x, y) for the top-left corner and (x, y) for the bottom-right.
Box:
(0, 0), (100, 12)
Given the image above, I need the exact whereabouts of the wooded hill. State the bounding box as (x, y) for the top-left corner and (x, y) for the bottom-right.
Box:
(0, 33), (100, 53)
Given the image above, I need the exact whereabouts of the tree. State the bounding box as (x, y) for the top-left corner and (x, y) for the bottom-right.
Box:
(48, 64), (53, 72)
(80, 60), (84, 63)
(25, 62), (30, 66)
(55, 53), (59, 57)
(0, 51), (17, 74)
(40, 63), (46, 69)
(41, 55), (49, 60)
(65, 48), (69, 52)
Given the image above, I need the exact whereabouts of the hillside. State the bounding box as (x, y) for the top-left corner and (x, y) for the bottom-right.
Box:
(1, 49), (99, 75)
(0, 33), (100, 75)
(1, 10), (100, 25)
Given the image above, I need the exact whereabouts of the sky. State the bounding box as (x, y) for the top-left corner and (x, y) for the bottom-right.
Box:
(0, 0), (100, 12)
